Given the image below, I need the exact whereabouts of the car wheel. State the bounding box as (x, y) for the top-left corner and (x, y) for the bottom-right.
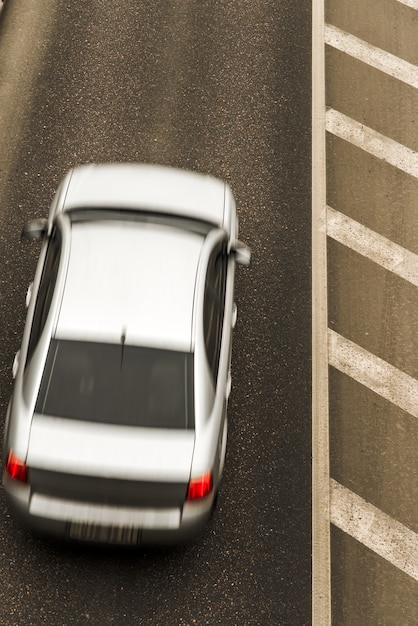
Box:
(210, 489), (219, 517)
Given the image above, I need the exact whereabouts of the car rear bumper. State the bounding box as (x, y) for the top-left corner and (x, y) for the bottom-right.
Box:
(3, 472), (214, 545)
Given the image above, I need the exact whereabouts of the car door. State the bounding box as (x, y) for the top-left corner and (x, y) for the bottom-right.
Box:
(202, 239), (230, 483)
(25, 225), (62, 367)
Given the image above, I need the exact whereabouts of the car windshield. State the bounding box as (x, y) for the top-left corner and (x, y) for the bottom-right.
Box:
(68, 207), (213, 236)
(35, 340), (194, 429)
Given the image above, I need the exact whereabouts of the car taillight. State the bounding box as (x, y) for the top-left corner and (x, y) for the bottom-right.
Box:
(187, 472), (212, 500)
(5, 451), (28, 483)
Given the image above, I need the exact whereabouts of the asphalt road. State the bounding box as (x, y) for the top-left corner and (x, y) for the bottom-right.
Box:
(0, 1), (311, 624)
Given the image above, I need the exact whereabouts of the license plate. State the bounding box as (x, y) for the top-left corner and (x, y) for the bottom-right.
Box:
(69, 522), (140, 545)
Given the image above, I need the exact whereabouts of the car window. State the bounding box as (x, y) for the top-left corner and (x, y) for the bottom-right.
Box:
(26, 228), (62, 365)
(68, 208), (213, 236)
(203, 243), (227, 382)
(35, 340), (195, 429)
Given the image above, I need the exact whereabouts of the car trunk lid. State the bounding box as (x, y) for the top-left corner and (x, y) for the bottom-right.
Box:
(28, 414), (195, 481)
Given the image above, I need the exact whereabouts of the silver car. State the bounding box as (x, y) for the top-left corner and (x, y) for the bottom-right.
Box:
(3, 163), (250, 545)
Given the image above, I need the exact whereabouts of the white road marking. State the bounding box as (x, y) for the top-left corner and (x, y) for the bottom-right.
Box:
(326, 108), (418, 178)
(331, 480), (418, 582)
(327, 207), (418, 287)
(396, 0), (418, 9)
(328, 329), (418, 419)
(316, 1), (418, 618)
(312, 0), (331, 622)
(325, 24), (418, 89)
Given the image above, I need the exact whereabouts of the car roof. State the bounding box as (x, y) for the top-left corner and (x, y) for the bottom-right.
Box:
(59, 164), (227, 229)
(54, 219), (204, 351)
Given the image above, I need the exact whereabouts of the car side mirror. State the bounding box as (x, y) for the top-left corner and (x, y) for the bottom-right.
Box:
(21, 218), (48, 241)
(231, 240), (251, 266)
(12, 350), (20, 379)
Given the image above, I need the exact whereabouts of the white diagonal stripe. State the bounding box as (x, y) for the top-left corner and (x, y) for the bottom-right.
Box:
(327, 207), (418, 287)
(328, 329), (418, 418)
(325, 24), (418, 89)
(326, 108), (418, 178)
(331, 480), (418, 582)
(397, 0), (418, 9)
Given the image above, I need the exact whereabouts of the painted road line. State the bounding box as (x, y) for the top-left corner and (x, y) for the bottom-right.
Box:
(327, 207), (418, 287)
(325, 24), (418, 89)
(312, 0), (331, 622)
(326, 108), (418, 178)
(328, 329), (418, 419)
(397, 0), (418, 9)
(331, 479), (418, 582)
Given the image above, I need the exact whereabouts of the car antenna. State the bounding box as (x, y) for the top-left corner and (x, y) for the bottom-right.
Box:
(121, 327), (127, 367)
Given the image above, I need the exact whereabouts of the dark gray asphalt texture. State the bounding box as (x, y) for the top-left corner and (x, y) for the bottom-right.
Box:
(0, 1), (311, 624)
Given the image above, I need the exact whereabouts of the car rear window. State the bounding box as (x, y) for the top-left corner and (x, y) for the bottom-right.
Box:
(35, 340), (194, 429)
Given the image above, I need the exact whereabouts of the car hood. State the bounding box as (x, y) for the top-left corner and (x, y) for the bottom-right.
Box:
(27, 415), (195, 482)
